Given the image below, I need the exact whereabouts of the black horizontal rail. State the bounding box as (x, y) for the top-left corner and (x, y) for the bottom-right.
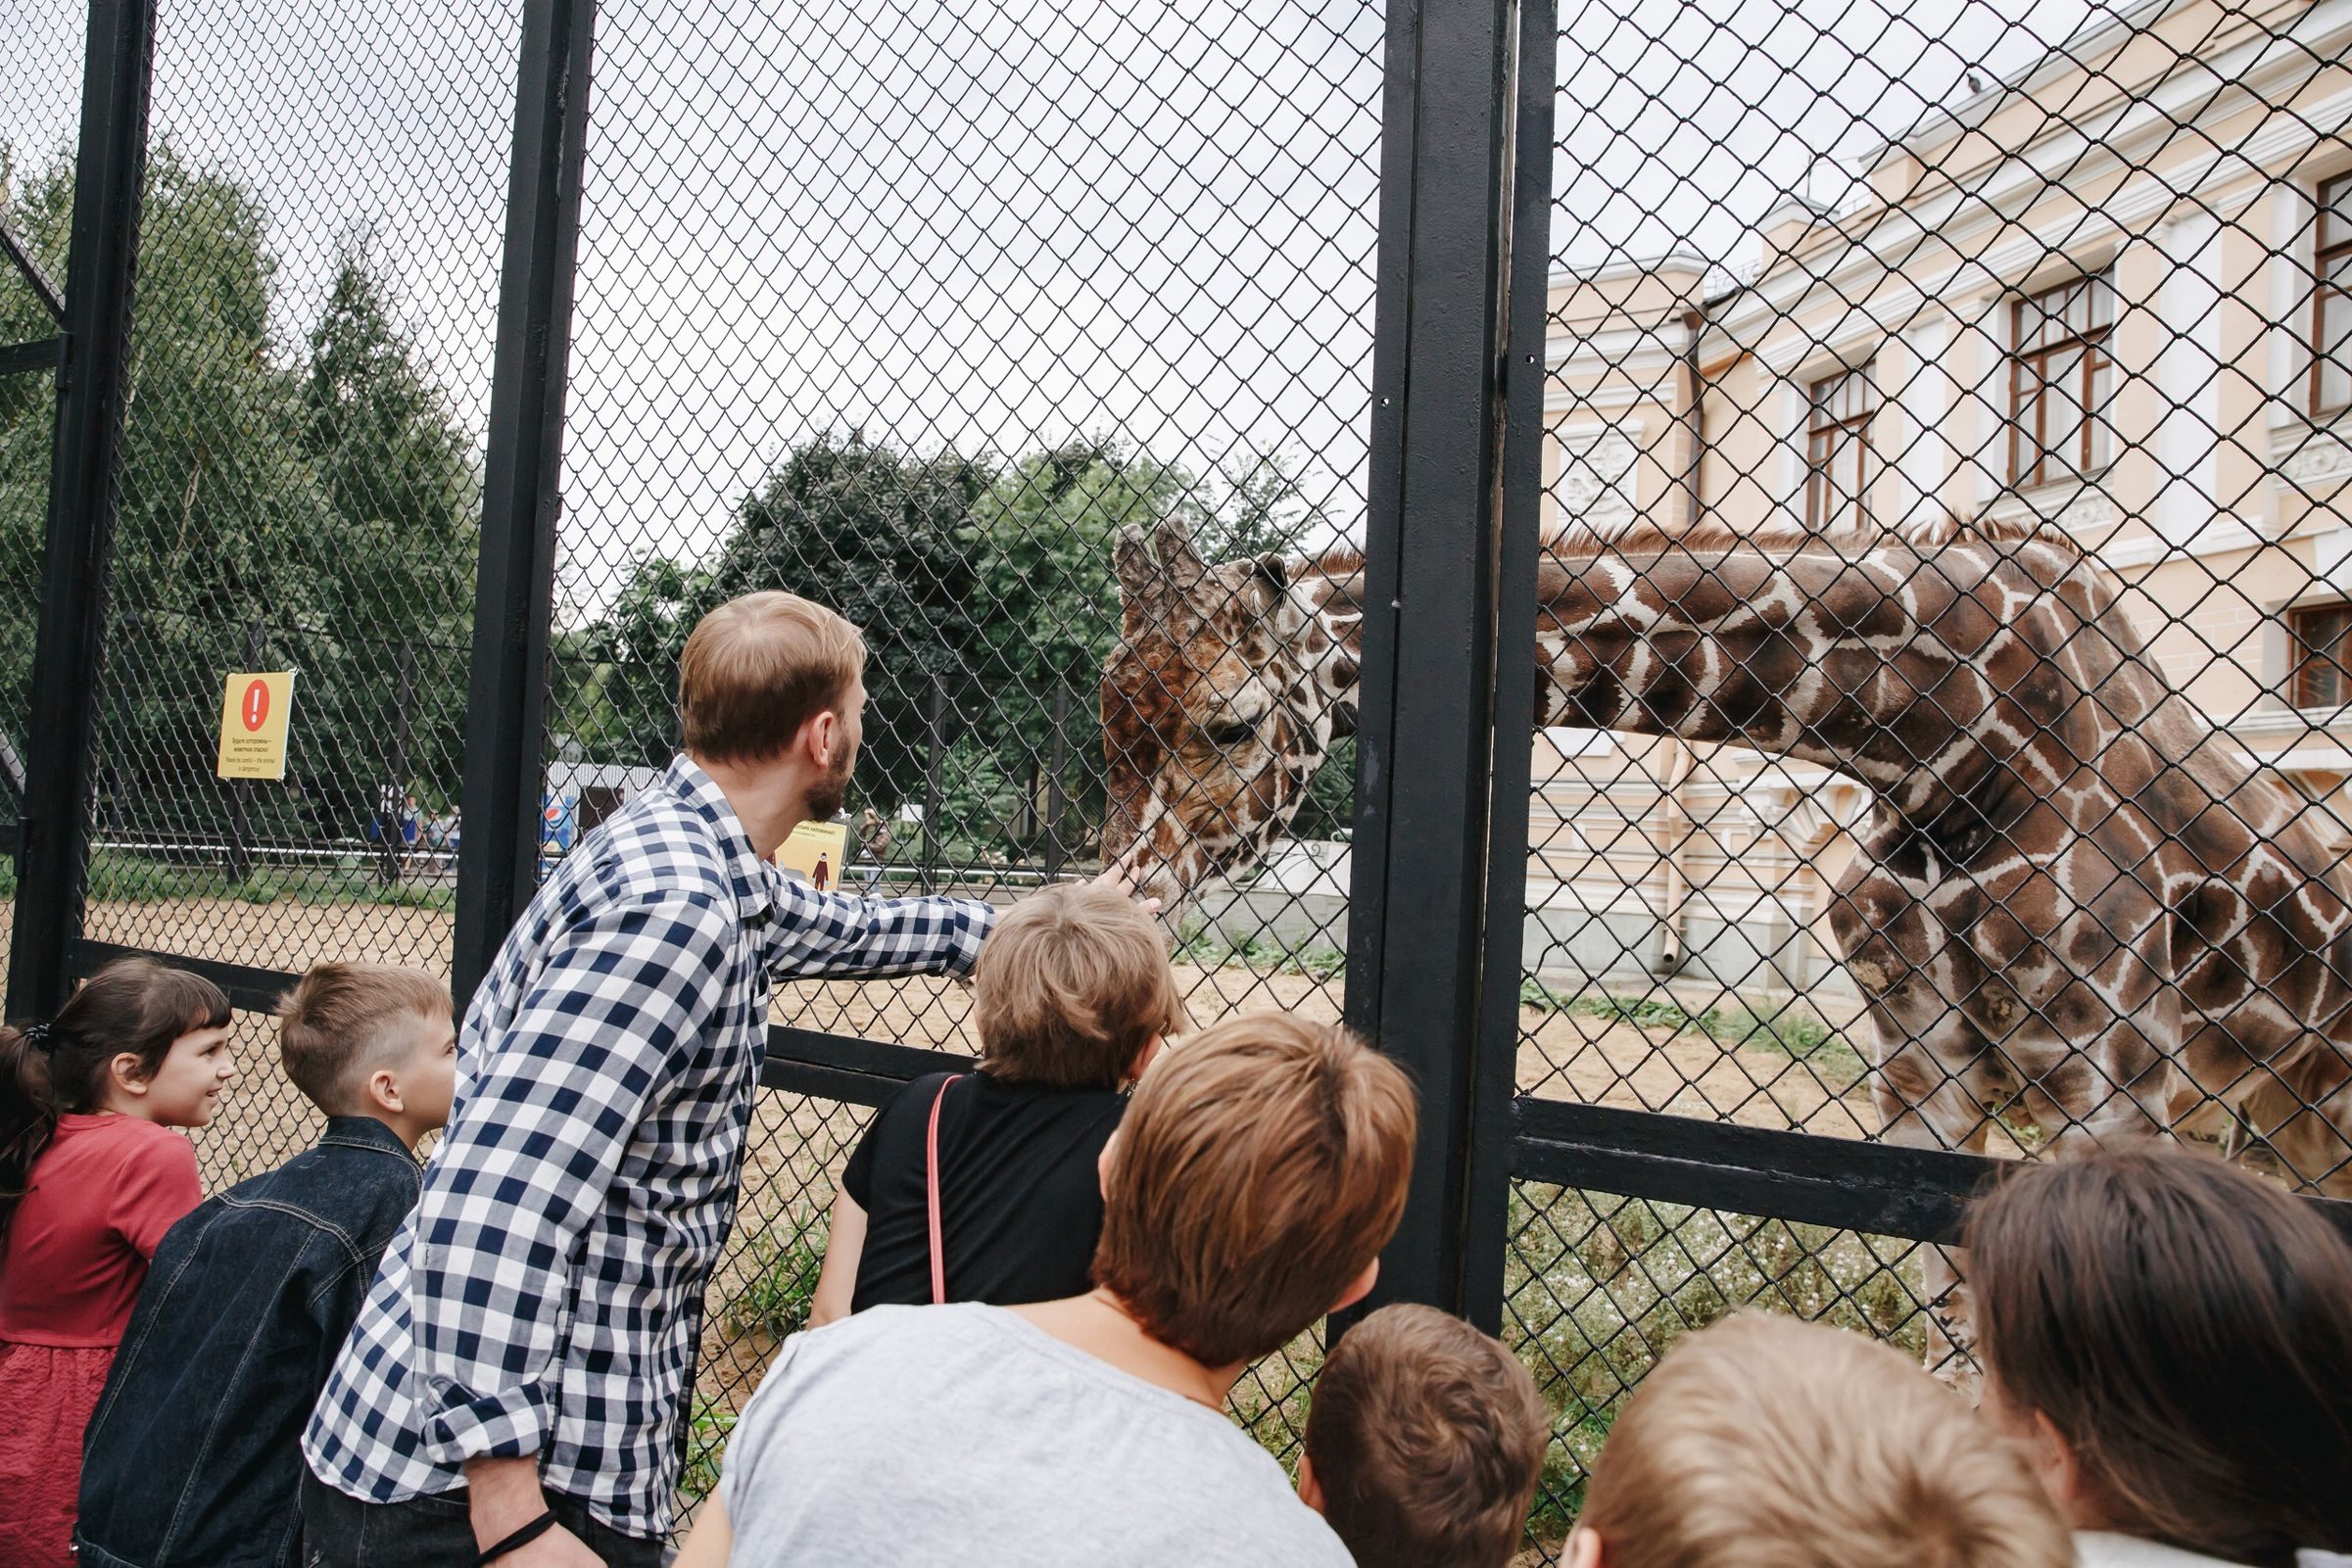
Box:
(56, 939), (965, 1107)
(1512, 1096), (2352, 1244)
(1512, 1097), (1997, 1244)
(0, 337), (62, 378)
(67, 939), (303, 1015)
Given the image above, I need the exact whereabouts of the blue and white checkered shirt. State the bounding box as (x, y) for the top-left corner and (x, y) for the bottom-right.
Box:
(303, 757), (991, 1537)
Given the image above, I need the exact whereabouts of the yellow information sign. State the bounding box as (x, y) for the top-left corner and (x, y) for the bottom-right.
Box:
(775, 818), (850, 893)
(216, 671), (296, 781)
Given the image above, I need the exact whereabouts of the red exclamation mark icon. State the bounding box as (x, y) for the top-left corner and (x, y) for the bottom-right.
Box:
(243, 679), (270, 733)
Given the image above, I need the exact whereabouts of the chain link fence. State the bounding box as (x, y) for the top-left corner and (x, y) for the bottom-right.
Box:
(9, 0), (2352, 1556)
(1492, 0), (2352, 1541)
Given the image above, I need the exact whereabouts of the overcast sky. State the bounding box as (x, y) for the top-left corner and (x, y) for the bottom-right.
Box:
(3, 0), (2108, 614)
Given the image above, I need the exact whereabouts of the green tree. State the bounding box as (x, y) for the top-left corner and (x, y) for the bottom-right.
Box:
(966, 439), (1206, 855)
(292, 239), (481, 831)
(558, 553), (710, 768)
(706, 433), (990, 805)
(0, 150), (481, 844)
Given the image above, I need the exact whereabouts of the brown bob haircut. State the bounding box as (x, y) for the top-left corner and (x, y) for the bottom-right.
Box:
(1578, 1312), (2069, 1568)
(1964, 1145), (2352, 1568)
(276, 963), (454, 1117)
(973, 882), (1186, 1091)
(1305, 1303), (1549, 1568)
(678, 592), (866, 765)
(1092, 1014), (1415, 1368)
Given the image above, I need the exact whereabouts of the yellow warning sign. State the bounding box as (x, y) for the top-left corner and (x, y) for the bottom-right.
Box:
(216, 671), (296, 781)
(775, 818), (850, 894)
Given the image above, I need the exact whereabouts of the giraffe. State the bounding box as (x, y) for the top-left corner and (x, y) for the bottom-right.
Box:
(1102, 512), (2352, 1355)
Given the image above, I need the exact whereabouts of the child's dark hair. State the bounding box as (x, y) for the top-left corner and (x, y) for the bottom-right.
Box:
(1965, 1144), (2352, 1568)
(0, 958), (231, 1244)
(1305, 1303), (1549, 1568)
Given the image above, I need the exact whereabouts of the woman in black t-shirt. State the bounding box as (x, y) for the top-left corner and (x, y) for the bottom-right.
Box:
(809, 883), (1187, 1321)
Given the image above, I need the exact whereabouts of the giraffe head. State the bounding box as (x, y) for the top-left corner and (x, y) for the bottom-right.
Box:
(1099, 519), (1359, 915)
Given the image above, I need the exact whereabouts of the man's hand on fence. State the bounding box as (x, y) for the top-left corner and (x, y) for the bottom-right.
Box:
(1090, 843), (1163, 915)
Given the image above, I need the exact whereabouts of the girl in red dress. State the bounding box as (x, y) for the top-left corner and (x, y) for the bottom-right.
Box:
(0, 957), (235, 1567)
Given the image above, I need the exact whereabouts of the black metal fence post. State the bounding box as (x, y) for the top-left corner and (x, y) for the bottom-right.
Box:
(1044, 683), (1070, 881)
(1340, 0), (1527, 1324)
(920, 675), (946, 893)
(7, 0), (159, 1021)
(1460, 0), (1560, 1334)
(452, 0), (595, 1007)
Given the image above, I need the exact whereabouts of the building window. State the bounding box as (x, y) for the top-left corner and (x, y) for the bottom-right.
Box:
(1805, 361), (1877, 529)
(2315, 173), (2352, 415)
(2010, 271), (2115, 487)
(2290, 602), (2352, 709)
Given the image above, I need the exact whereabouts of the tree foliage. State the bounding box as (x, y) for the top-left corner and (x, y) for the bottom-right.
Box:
(0, 148), (480, 838)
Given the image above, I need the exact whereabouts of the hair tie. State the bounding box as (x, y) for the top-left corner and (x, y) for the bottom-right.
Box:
(21, 1022), (53, 1054)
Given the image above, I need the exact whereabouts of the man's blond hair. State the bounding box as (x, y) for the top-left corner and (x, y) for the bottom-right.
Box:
(276, 963), (453, 1117)
(678, 592), (866, 764)
(1092, 1015), (1416, 1368)
(1579, 1312), (2070, 1568)
(973, 882), (1187, 1090)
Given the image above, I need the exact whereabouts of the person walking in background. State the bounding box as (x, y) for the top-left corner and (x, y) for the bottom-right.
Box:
(0, 959), (236, 1568)
(857, 807), (890, 891)
(75, 964), (458, 1568)
(303, 593), (1153, 1568)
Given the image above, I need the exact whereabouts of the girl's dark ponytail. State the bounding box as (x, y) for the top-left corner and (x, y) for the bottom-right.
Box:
(0, 1019), (61, 1248)
(0, 958), (230, 1249)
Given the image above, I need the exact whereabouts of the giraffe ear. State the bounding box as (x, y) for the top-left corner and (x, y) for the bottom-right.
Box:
(1114, 525), (1163, 605)
(1152, 516), (1209, 593)
(1250, 552), (1290, 602)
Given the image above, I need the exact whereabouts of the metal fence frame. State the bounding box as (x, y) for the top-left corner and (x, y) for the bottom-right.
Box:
(13, 0), (2352, 1541)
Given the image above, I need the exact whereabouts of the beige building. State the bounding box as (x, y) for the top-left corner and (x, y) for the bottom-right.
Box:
(1528, 0), (2352, 1002)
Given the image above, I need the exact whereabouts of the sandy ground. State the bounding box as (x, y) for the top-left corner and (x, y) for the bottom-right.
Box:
(61, 893), (1882, 1146)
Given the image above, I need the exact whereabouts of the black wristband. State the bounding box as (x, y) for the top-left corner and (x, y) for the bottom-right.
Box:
(474, 1510), (558, 1567)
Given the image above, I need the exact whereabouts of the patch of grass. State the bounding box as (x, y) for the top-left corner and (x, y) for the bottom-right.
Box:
(1521, 982), (1868, 1087)
(1503, 1184), (1931, 1547)
(678, 1399), (738, 1504)
(1173, 928), (1346, 980)
(723, 1224), (827, 1342)
(1733, 1005), (1869, 1087)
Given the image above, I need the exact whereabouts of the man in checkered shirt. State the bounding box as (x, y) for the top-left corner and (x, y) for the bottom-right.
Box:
(301, 593), (1147, 1567)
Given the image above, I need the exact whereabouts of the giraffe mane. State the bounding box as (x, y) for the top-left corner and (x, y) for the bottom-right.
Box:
(1540, 510), (2082, 559)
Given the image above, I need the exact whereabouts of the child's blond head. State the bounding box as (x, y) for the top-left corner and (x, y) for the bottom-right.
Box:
(1305, 1303), (1550, 1568)
(973, 882), (1185, 1090)
(275, 963), (453, 1117)
(1577, 1312), (2069, 1568)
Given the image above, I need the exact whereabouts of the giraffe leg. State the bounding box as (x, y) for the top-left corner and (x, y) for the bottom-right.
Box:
(1861, 1010), (1993, 1383)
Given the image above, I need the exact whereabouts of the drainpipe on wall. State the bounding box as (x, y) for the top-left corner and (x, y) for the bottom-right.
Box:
(1653, 307), (1709, 979)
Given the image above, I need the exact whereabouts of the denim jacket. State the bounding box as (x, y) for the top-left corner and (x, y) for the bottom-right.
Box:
(76, 1117), (424, 1568)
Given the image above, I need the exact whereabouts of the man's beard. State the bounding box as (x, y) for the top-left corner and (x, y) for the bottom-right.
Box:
(804, 747), (854, 822)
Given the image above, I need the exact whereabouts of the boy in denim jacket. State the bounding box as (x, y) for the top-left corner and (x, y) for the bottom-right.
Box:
(74, 964), (456, 1568)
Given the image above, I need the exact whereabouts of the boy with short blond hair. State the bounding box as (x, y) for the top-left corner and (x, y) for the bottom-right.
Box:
(810, 879), (1187, 1321)
(77, 964), (457, 1568)
(676, 1013), (1417, 1568)
(1300, 1303), (1550, 1568)
(1567, 1312), (2072, 1568)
